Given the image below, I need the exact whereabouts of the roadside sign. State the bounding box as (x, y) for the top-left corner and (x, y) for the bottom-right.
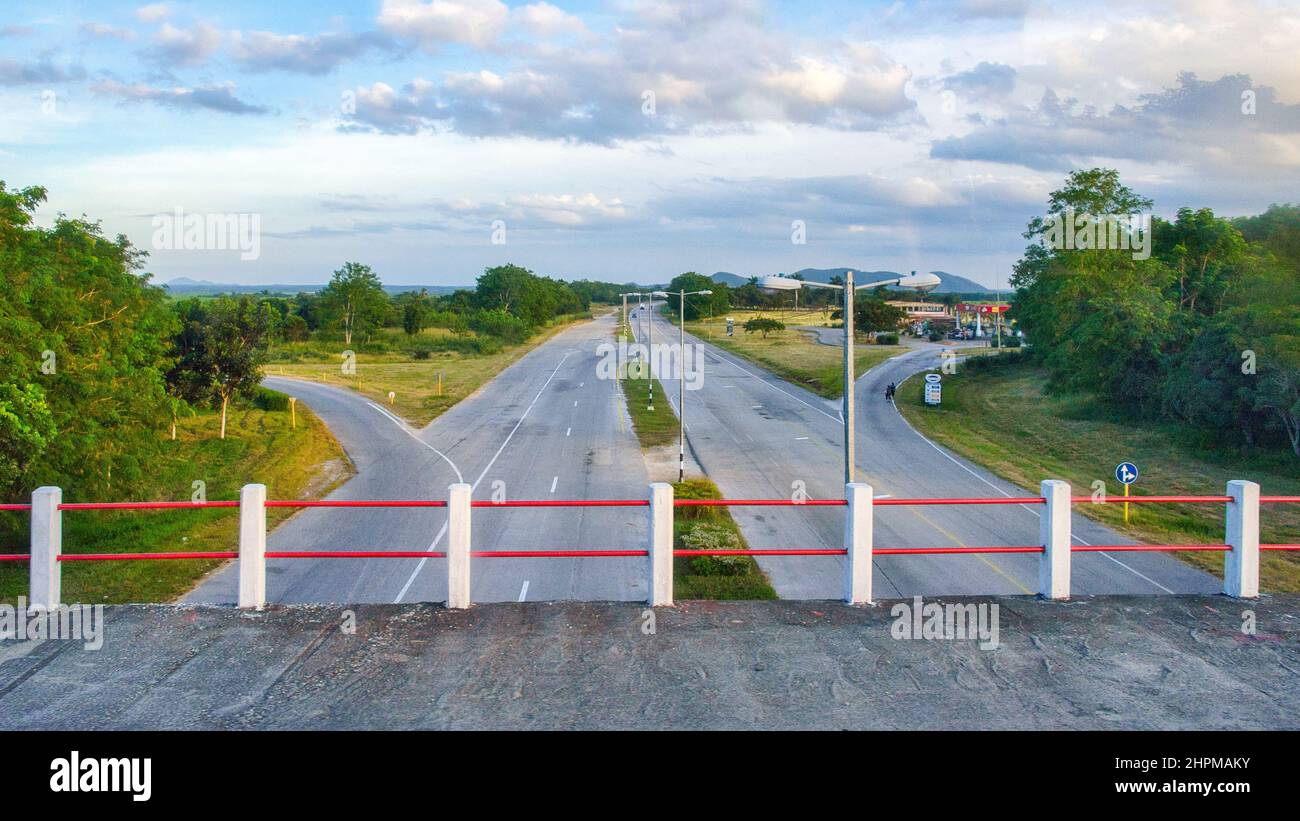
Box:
(726, 317), (734, 336)
(1115, 461), (1138, 523)
(924, 373), (941, 406)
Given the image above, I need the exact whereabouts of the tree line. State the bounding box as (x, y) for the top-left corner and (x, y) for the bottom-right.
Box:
(1011, 168), (1300, 456)
(0, 181), (648, 502)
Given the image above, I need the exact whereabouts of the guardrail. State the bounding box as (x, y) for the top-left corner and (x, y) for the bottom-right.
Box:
(5, 479), (1294, 610)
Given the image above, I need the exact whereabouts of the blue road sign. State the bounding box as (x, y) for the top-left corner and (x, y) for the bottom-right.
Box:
(1115, 462), (1139, 485)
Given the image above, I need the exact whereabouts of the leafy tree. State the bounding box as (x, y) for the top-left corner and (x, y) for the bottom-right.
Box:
(744, 318), (785, 338)
(319, 262), (388, 344)
(664, 272), (729, 320)
(166, 297), (273, 439)
(0, 384), (56, 492)
(0, 181), (176, 500)
(400, 289), (430, 336)
(855, 299), (908, 334)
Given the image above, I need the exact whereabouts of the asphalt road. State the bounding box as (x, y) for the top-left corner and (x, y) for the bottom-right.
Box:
(186, 313), (649, 605)
(635, 303), (1218, 599)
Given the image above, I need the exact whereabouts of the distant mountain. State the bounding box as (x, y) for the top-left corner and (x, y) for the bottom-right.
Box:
(709, 271), (750, 287)
(161, 277), (468, 296)
(709, 268), (994, 294)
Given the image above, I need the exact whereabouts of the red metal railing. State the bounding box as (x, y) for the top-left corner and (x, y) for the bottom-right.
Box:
(0, 491), (1290, 563)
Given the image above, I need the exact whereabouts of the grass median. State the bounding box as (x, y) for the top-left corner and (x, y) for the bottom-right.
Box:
(0, 393), (351, 605)
(679, 308), (902, 398)
(896, 356), (1300, 591)
(673, 479), (778, 599)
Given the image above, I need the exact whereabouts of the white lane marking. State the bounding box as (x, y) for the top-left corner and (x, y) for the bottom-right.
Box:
(580, 382), (585, 387)
(889, 372), (1175, 594)
(574, 400), (578, 407)
(566, 427), (571, 436)
(550, 476), (558, 493)
(518, 580), (530, 602)
(393, 352), (575, 603)
(795, 436), (809, 440)
(366, 402), (464, 484)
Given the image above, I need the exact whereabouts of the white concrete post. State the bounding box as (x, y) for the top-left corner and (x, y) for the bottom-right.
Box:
(844, 482), (873, 604)
(1038, 479), (1071, 600)
(1224, 480), (1260, 599)
(238, 484), (267, 610)
(648, 482), (673, 606)
(29, 486), (61, 612)
(447, 483), (472, 609)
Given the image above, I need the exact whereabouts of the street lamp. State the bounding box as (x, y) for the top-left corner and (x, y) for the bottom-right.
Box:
(759, 270), (940, 484)
(646, 291), (668, 411)
(672, 288), (712, 481)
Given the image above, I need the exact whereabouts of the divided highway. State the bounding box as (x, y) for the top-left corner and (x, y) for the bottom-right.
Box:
(188, 306), (1216, 605)
(635, 304), (1218, 599)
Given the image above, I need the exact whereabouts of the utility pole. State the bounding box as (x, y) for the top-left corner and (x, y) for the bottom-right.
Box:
(679, 291), (686, 481)
(843, 269), (855, 485)
(647, 295), (655, 411)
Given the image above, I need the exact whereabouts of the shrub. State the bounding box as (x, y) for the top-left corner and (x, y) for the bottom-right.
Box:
(876, 332), (900, 345)
(252, 386), (290, 411)
(928, 331), (942, 342)
(469, 309), (532, 343)
(680, 523), (748, 575)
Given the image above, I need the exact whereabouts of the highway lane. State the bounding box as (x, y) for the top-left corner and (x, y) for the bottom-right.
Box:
(186, 312), (649, 605)
(634, 302), (1218, 599)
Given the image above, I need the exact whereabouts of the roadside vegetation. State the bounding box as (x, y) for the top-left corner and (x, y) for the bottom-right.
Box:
(898, 356), (1300, 591)
(895, 169), (1300, 591)
(681, 309), (903, 399)
(0, 394), (349, 604)
(673, 479), (778, 600)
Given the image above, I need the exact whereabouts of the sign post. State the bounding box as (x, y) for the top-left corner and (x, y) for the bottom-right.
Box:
(1115, 462), (1138, 523)
(924, 373), (942, 406)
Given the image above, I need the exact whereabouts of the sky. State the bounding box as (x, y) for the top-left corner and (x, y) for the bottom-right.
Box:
(2, 0), (1298, 288)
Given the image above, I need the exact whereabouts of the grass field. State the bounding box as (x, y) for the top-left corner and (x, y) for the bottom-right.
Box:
(0, 397), (351, 605)
(266, 313), (596, 426)
(896, 359), (1300, 591)
(674, 308), (903, 398)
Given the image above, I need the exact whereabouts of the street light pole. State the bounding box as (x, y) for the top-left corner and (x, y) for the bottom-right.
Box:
(757, 270), (939, 488)
(843, 270), (855, 484)
(647, 293), (658, 411)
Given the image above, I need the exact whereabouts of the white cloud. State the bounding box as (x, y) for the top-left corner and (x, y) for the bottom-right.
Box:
(149, 22), (222, 67)
(377, 0), (509, 52)
(135, 3), (171, 23)
(513, 3), (587, 38)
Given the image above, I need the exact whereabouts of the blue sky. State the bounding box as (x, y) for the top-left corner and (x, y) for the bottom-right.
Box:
(2, 0), (1299, 287)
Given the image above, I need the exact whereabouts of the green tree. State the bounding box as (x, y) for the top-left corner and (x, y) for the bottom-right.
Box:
(0, 182), (176, 499)
(319, 262), (388, 344)
(205, 298), (273, 439)
(665, 272), (729, 320)
(401, 290), (430, 336)
(166, 297), (273, 439)
(744, 318), (785, 338)
(0, 384), (56, 492)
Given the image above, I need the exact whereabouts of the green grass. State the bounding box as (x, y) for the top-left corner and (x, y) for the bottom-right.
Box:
(679, 308), (902, 398)
(0, 397), (351, 605)
(266, 313), (595, 426)
(896, 359), (1300, 592)
(673, 479), (778, 599)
